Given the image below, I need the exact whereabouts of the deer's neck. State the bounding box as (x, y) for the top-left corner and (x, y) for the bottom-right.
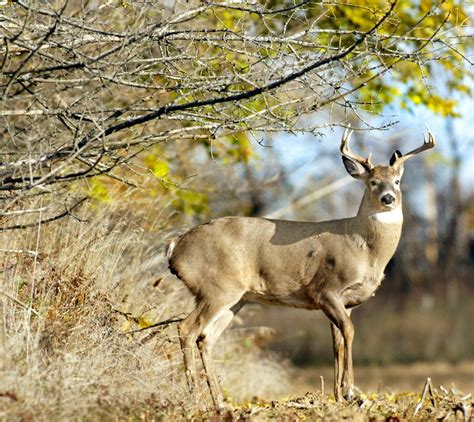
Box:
(355, 191), (403, 267)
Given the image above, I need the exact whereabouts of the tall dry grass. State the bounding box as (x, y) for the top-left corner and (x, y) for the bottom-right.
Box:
(0, 204), (289, 420)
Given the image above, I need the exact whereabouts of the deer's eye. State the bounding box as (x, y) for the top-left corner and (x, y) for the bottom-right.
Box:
(370, 180), (377, 187)
(395, 180), (400, 185)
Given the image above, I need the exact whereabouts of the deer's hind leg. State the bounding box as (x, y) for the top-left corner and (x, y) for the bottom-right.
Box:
(197, 300), (244, 409)
(178, 291), (244, 408)
(178, 301), (208, 394)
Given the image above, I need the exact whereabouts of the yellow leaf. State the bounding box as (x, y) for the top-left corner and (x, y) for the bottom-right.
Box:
(123, 319), (132, 331)
(89, 177), (111, 202)
(152, 161), (169, 178)
(138, 316), (153, 328)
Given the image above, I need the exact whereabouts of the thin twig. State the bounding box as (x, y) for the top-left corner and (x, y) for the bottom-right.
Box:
(414, 377), (432, 416)
(124, 316), (185, 335)
(1, 197), (88, 231)
(0, 207), (48, 217)
(0, 249), (39, 256)
(0, 290), (40, 317)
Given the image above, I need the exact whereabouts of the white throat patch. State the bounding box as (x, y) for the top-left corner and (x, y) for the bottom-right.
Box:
(370, 207), (403, 224)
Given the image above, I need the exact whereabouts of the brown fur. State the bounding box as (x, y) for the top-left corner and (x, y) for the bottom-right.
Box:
(167, 132), (434, 408)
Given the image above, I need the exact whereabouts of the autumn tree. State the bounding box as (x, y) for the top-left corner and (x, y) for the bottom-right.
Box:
(0, 0), (471, 228)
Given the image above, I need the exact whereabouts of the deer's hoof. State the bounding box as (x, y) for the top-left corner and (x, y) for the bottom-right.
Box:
(342, 385), (355, 402)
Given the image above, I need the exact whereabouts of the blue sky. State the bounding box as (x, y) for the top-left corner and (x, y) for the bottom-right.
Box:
(267, 98), (473, 194)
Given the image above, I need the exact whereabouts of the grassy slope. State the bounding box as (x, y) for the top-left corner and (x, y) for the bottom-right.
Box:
(0, 207), (290, 420)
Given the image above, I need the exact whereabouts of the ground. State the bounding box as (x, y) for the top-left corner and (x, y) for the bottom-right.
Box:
(294, 362), (474, 396)
(93, 363), (473, 421)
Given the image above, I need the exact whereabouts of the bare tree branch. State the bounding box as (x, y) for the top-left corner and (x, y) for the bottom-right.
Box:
(0, 0), (470, 226)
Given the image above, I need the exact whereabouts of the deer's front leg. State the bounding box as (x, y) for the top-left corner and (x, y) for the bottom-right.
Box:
(322, 294), (354, 401)
(330, 308), (353, 401)
(330, 322), (344, 401)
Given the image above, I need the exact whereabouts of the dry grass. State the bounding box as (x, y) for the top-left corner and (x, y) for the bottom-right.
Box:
(0, 205), (289, 420)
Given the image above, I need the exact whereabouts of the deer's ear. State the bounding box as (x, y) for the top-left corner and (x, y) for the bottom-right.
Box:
(389, 150), (402, 166)
(342, 156), (369, 179)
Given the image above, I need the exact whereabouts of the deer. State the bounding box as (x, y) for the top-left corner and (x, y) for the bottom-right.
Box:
(166, 127), (435, 409)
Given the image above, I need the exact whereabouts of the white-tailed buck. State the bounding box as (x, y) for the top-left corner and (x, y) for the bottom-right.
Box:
(166, 128), (435, 408)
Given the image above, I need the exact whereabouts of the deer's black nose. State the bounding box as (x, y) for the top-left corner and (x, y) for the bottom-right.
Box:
(381, 193), (395, 205)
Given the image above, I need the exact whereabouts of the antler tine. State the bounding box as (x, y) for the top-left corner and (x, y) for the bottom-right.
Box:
(395, 129), (436, 166)
(340, 125), (373, 168)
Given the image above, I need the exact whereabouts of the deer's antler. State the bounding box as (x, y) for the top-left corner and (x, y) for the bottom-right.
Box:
(340, 125), (373, 169)
(392, 128), (436, 167)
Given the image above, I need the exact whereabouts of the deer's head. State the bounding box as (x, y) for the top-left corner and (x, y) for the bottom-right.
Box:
(340, 127), (435, 212)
